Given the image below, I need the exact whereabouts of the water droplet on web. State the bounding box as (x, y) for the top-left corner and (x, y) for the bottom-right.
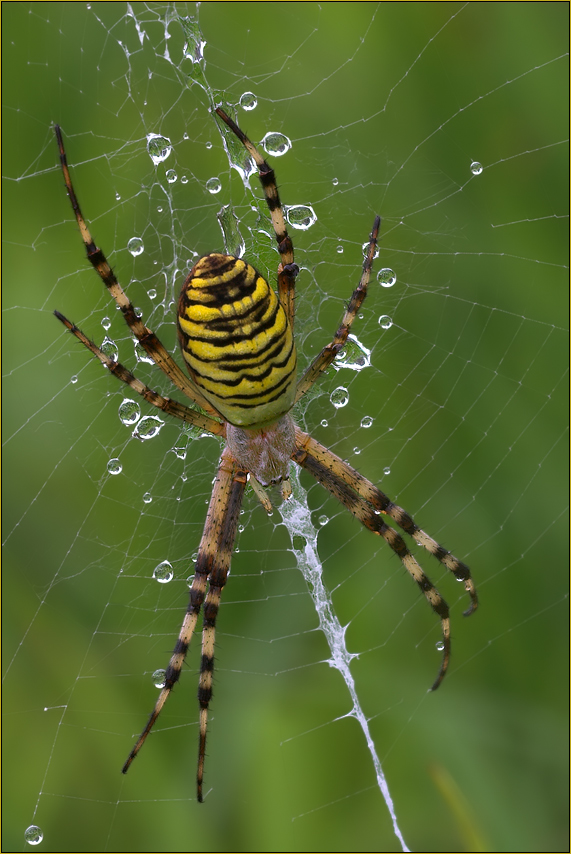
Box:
(205, 141), (212, 150)
(238, 524), (245, 533)
(336, 245), (344, 254)
(166, 169), (177, 184)
(239, 91), (257, 111)
(377, 268), (396, 288)
(70, 375), (78, 384)
(330, 386), (349, 408)
(24, 826), (43, 846)
(318, 515), (329, 527)
(115, 192), (121, 201)
(143, 492), (152, 504)
(127, 237), (144, 257)
(107, 458), (122, 475)
(172, 443), (187, 460)
(181, 175), (189, 184)
(378, 315), (393, 330)
(148, 288), (157, 299)
(134, 341), (154, 364)
(180, 16), (206, 63)
(217, 204), (245, 257)
(286, 205), (317, 230)
(153, 560), (173, 583)
(332, 177), (339, 186)
(334, 334), (371, 371)
(206, 177), (221, 194)
(101, 336), (118, 361)
(146, 133), (172, 165)
(101, 316), (111, 330)
(362, 242), (380, 259)
(383, 466), (391, 476)
(353, 447), (361, 455)
(361, 415), (374, 428)
(320, 419), (328, 428)
(118, 398), (141, 426)
(435, 640), (445, 651)
(261, 131), (292, 157)
(152, 669), (166, 688)
(470, 161), (483, 175)
(133, 415), (164, 441)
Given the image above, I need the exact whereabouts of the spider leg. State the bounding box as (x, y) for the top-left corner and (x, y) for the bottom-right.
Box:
(214, 108), (298, 329)
(122, 448), (247, 804)
(295, 215), (381, 402)
(293, 429), (477, 690)
(54, 125), (219, 417)
(54, 310), (224, 435)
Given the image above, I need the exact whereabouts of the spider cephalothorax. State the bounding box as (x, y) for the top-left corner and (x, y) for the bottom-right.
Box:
(54, 107), (477, 802)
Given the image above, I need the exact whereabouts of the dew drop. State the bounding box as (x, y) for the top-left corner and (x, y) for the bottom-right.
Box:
(239, 91), (257, 111)
(378, 314), (393, 330)
(362, 242), (380, 259)
(146, 133), (172, 165)
(70, 375), (78, 384)
(127, 237), (144, 257)
(134, 341), (155, 364)
(360, 415), (374, 429)
(107, 458), (122, 475)
(377, 267), (396, 288)
(318, 515), (329, 527)
(24, 826), (43, 846)
(286, 204), (317, 230)
(261, 131), (292, 156)
(205, 141), (212, 150)
(353, 447), (361, 455)
(383, 466), (391, 476)
(217, 204), (245, 257)
(132, 415), (164, 441)
(101, 316), (111, 330)
(148, 288), (157, 299)
(470, 161), (483, 175)
(118, 398), (141, 426)
(330, 386), (349, 408)
(101, 336), (119, 361)
(142, 492), (152, 504)
(206, 176), (221, 194)
(152, 669), (166, 688)
(332, 177), (339, 186)
(153, 560), (173, 583)
(180, 16), (206, 63)
(181, 175), (189, 184)
(336, 245), (344, 254)
(166, 169), (177, 184)
(320, 419), (328, 428)
(436, 640), (445, 652)
(334, 334), (371, 372)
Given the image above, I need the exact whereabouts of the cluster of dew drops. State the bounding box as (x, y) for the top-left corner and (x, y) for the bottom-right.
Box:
(92, 95), (409, 610)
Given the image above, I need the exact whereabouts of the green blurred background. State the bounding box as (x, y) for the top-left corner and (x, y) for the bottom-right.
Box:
(3, 3), (568, 852)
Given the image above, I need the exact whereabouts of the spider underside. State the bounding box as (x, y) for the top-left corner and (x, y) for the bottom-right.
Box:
(53, 107), (477, 802)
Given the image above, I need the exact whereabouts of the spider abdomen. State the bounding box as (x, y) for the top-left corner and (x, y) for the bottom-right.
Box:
(178, 254), (297, 427)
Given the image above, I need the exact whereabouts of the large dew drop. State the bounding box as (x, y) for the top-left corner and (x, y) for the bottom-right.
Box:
(146, 133), (172, 165)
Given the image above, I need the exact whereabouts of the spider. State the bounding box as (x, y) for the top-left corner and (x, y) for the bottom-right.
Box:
(54, 108), (477, 802)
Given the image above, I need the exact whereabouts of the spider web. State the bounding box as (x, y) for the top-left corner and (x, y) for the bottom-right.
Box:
(3, 3), (568, 852)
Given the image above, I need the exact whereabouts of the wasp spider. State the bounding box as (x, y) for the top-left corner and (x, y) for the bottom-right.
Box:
(54, 109), (478, 802)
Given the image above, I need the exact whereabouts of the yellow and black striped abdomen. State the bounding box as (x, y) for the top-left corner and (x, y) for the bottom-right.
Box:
(177, 254), (297, 428)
